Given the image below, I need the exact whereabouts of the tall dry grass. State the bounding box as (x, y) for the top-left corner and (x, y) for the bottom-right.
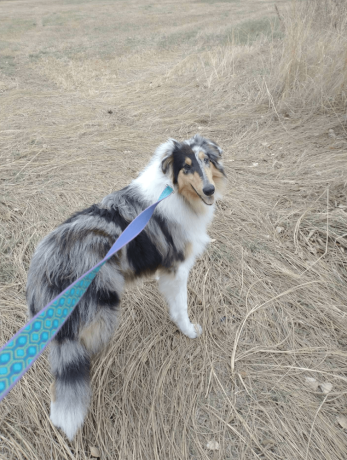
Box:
(274, 0), (347, 113)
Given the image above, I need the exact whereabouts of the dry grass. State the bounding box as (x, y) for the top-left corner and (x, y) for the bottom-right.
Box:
(1, 0), (347, 459)
(274, 0), (347, 112)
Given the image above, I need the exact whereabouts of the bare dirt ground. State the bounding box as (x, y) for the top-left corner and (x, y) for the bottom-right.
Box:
(1, 0), (347, 459)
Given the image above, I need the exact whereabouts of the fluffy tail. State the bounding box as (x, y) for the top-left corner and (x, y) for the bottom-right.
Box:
(49, 339), (91, 440)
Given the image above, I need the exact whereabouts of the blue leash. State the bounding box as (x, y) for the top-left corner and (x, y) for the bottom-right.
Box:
(0, 186), (173, 403)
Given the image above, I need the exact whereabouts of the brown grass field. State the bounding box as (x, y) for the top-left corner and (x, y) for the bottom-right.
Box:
(1, 0), (347, 458)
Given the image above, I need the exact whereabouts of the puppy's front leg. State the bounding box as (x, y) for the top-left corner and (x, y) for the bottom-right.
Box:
(158, 265), (202, 339)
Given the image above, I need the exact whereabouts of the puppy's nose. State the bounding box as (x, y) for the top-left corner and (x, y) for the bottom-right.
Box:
(203, 184), (215, 196)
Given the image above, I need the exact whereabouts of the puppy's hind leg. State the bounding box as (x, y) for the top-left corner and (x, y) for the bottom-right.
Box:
(158, 264), (202, 339)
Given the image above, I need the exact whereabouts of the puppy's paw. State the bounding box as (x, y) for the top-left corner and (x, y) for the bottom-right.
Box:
(184, 323), (202, 339)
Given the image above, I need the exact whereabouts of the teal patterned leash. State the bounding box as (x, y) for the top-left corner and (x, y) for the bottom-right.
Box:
(0, 186), (173, 402)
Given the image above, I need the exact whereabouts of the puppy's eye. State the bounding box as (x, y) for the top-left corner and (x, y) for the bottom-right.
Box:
(184, 164), (191, 171)
(204, 157), (210, 165)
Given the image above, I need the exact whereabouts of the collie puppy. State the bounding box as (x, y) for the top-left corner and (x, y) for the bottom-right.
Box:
(26, 134), (226, 440)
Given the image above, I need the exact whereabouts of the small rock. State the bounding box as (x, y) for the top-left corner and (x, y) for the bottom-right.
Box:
(319, 382), (333, 394)
(90, 446), (101, 458)
(272, 160), (282, 169)
(251, 162), (259, 167)
(262, 438), (275, 447)
(206, 440), (220, 451)
(337, 415), (347, 429)
(305, 377), (319, 391)
(328, 129), (336, 139)
(276, 226), (284, 234)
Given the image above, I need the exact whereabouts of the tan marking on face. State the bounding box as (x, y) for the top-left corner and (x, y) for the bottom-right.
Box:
(198, 151), (206, 161)
(177, 170), (203, 197)
(50, 382), (56, 403)
(177, 170), (214, 212)
(177, 170), (205, 213)
(185, 157), (192, 165)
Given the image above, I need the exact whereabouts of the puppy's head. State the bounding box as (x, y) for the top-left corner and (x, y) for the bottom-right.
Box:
(161, 135), (226, 211)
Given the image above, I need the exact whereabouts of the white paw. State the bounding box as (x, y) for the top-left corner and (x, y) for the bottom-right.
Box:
(183, 323), (202, 339)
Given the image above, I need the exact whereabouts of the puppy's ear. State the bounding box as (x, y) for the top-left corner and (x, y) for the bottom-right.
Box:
(209, 156), (226, 177)
(161, 139), (178, 175)
(206, 139), (223, 157)
(161, 154), (173, 174)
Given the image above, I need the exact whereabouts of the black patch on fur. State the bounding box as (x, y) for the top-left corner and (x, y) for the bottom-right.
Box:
(64, 204), (129, 231)
(96, 286), (120, 310)
(55, 308), (80, 343)
(127, 230), (163, 275)
(28, 294), (36, 318)
(56, 349), (90, 384)
(171, 143), (203, 184)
